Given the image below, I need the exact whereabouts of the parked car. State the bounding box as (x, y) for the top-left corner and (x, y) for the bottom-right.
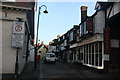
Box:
(43, 53), (56, 63)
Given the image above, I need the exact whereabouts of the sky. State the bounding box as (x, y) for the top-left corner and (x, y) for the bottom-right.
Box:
(35, 0), (107, 45)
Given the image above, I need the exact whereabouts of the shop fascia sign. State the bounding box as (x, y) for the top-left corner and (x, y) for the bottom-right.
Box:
(70, 34), (103, 48)
(11, 21), (25, 48)
(70, 43), (78, 49)
(78, 34), (103, 46)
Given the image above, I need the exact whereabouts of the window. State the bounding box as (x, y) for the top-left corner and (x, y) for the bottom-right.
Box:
(95, 42), (99, 66)
(92, 44), (94, 65)
(89, 44), (92, 64)
(81, 41), (103, 68)
(80, 47), (83, 63)
(86, 45), (88, 64)
(69, 31), (73, 42)
(79, 25), (82, 36)
(84, 22), (87, 34)
(99, 42), (102, 66)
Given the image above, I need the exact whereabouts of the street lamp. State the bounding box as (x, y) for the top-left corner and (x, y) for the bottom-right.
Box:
(34, 5), (48, 70)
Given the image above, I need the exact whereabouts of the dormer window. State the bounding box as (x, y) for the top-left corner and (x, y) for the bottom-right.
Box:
(63, 35), (65, 40)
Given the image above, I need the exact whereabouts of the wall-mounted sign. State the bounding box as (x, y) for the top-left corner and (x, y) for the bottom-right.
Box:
(104, 54), (109, 61)
(11, 34), (24, 48)
(11, 21), (25, 48)
(111, 39), (119, 48)
(13, 21), (25, 34)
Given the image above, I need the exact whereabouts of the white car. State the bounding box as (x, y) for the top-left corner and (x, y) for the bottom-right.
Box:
(43, 53), (56, 63)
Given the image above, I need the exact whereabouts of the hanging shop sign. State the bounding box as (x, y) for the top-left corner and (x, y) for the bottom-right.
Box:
(11, 21), (25, 48)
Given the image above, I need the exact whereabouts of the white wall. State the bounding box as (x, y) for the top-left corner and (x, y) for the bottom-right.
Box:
(18, 35), (27, 74)
(2, 21), (16, 73)
(94, 10), (105, 34)
(0, 4), (2, 79)
(2, 9), (27, 74)
(107, 2), (120, 18)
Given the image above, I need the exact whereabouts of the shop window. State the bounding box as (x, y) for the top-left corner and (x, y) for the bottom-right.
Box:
(82, 42), (103, 68)
(80, 47), (83, 63)
(89, 44), (92, 65)
(78, 49), (80, 60)
(99, 42), (102, 66)
(99, 54), (102, 66)
(95, 54), (99, 66)
(95, 42), (99, 66)
(84, 46), (86, 64)
(86, 44), (88, 64)
(92, 44), (94, 65)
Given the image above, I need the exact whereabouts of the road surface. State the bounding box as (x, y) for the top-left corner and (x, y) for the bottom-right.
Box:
(38, 61), (87, 80)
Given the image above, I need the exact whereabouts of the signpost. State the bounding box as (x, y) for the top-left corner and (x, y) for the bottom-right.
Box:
(11, 21), (25, 77)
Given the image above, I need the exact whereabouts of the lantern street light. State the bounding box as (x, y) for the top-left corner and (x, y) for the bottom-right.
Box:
(34, 5), (48, 70)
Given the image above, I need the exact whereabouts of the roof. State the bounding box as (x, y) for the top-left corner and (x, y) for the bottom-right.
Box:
(87, 2), (114, 19)
(2, 2), (35, 8)
(95, 2), (114, 11)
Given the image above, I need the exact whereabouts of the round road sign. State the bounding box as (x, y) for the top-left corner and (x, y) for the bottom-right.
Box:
(15, 25), (22, 32)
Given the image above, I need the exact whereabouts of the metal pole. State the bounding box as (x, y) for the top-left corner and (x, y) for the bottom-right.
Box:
(15, 47), (19, 78)
(34, 7), (41, 70)
(34, 5), (48, 70)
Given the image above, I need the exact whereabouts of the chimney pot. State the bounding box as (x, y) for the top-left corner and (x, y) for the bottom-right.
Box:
(81, 6), (88, 11)
(81, 6), (88, 22)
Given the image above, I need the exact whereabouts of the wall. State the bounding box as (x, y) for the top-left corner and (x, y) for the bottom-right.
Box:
(107, 2), (120, 18)
(2, 9), (27, 74)
(94, 10), (105, 34)
(0, 2), (2, 79)
(2, 20), (16, 73)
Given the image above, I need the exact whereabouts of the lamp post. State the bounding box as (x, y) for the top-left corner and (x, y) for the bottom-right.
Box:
(34, 5), (48, 70)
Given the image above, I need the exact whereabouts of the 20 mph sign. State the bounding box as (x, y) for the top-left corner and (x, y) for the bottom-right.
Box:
(13, 21), (25, 34)
(12, 21), (25, 48)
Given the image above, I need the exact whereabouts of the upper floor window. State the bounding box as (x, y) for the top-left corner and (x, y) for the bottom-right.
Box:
(69, 31), (73, 42)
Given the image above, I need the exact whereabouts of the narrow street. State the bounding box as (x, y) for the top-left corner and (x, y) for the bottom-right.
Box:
(1, 1), (120, 80)
(38, 61), (85, 79)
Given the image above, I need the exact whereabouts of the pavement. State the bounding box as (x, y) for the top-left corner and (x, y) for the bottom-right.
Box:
(16, 62), (40, 80)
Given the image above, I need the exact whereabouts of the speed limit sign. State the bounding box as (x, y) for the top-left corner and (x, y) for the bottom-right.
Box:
(15, 25), (22, 32)
(13, 21), (25, 34)
(12, 21), (25, 48)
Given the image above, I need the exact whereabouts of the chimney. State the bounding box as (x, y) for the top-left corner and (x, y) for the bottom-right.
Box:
(81, 6), (88, 22)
